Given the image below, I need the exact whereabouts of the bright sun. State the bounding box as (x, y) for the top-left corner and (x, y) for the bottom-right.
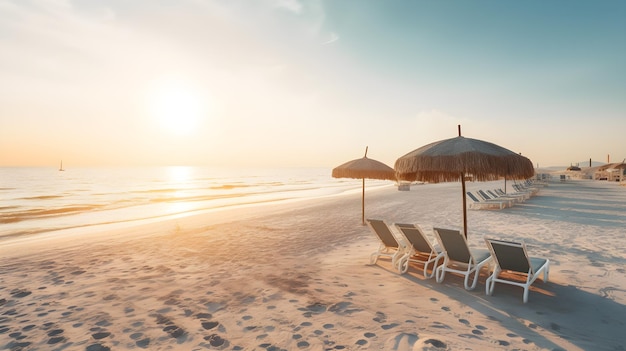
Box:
(148, 78), (207, 136)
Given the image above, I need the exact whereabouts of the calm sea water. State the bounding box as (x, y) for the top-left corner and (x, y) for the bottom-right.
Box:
(0, 167), (390, 240)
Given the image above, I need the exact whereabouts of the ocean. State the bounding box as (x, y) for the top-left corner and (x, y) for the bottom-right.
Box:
(0, 166), (391, 241)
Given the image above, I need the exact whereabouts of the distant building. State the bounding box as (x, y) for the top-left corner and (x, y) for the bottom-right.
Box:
(594, 163), (626, 181)
(566, 164), (581, 171)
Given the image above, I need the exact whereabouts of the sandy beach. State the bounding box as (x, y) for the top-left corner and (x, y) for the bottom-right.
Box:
(1, 178), (625, 351)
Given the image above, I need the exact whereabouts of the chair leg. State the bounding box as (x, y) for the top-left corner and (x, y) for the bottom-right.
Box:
(486, 268), (499, 296)
(423, 260), (434, 279)
(435, 265), (446, 283)
(435, 256), (448, 283)
(523, 287), (529, 303)
(369, 252), (379, 265)
(391, 249), (403, 268)
(397, 255), (409, 274)
(464, 267), (480, 291)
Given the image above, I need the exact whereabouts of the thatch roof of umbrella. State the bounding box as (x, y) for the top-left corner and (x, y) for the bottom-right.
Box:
(395, 136), (535, 183)
(332, 147), (396, 225)
(395, 126), (534, 237)
(332, 157), (397, 180)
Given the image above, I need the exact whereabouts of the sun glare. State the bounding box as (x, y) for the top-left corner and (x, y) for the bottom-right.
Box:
(148, 78), (207, 136)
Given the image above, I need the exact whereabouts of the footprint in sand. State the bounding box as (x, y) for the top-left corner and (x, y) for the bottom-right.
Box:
(10, 289), (32, 298)
(373, 311), (387, 323)
(22, 325), (36, 332)
(85, 343), (111, 351)
(202, 321), (219, 330)
(381, 323), (399, 330)
(423, 339), (447, 349)
(194, 312), (211, 320)
(297, 340), (310, 348)
(96, 319), (112, 327)
(92, 331), (111, 340)
(459, 333), (482, 340)
(135, 338), (150, 348)
(430, 322), (451, 329)
(154, 314), (187, 340)
(299, 302), (326, 317)
(204, 334), (228, 348)
(328, 301), (362, 315)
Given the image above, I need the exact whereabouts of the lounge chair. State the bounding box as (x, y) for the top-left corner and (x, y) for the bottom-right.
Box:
(433, 228), (493, 290)
(484, 238), (550, 303)
(466, 191), (507, 210)
(477, 190), (515, 207)
(394, 224), (444, 277)
(512, 183), (539, 196)
(487, 189), (525, 203)
(495, 188), (530, 201)
(366, 219), (404, 270)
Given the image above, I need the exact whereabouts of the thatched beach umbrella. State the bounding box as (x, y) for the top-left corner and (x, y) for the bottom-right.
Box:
(395, 125), (534, 237)
(332, 147), (396, 225)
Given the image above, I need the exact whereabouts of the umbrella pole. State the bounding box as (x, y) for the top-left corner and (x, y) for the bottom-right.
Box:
(362, 178), (365, 225)
(461, 173), (468, 238)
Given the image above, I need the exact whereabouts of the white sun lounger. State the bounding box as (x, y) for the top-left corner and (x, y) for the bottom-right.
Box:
(394, 224), (444, 278)
(433, 227), (492, 290)
(484, 238), (549, 303)
(366, 219), (404, 270)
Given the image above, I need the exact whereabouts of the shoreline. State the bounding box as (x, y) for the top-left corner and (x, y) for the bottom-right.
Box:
(0, 182), (393, 250)
(1, 179), (625, 350)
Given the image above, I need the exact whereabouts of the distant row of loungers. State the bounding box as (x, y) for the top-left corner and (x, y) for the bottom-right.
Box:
(465, 179), (545, 210)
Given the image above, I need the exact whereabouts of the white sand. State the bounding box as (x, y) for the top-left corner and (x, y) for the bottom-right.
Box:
(1, 178), (625, 350)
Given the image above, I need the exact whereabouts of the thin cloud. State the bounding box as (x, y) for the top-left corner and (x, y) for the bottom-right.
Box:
(322, 32), (339, 45)
(271, 0), (303, 14)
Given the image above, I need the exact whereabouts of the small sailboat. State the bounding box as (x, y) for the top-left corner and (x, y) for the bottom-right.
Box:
(59, 160), (65, 171)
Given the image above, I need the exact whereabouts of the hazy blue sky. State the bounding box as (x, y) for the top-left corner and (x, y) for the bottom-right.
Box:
(1, 0), (624, 168)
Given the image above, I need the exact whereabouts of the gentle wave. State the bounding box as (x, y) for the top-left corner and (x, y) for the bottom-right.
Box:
(19, 195), (65, 200)
(0, 205), (104, 224)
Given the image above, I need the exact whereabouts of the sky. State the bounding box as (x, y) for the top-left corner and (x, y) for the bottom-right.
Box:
(1, 0), (625, 169)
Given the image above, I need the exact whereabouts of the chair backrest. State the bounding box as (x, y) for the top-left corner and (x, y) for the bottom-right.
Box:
(433, 228), (471, 263)
(478, 190), (493, 200)
(495, 188), (506, 196)
(485, 239), (531, 273)
(487, 190), (499, 198)
(366, 219), (399, 248)
(466, 192), (480, 203)
(396, 224), (434, 254)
